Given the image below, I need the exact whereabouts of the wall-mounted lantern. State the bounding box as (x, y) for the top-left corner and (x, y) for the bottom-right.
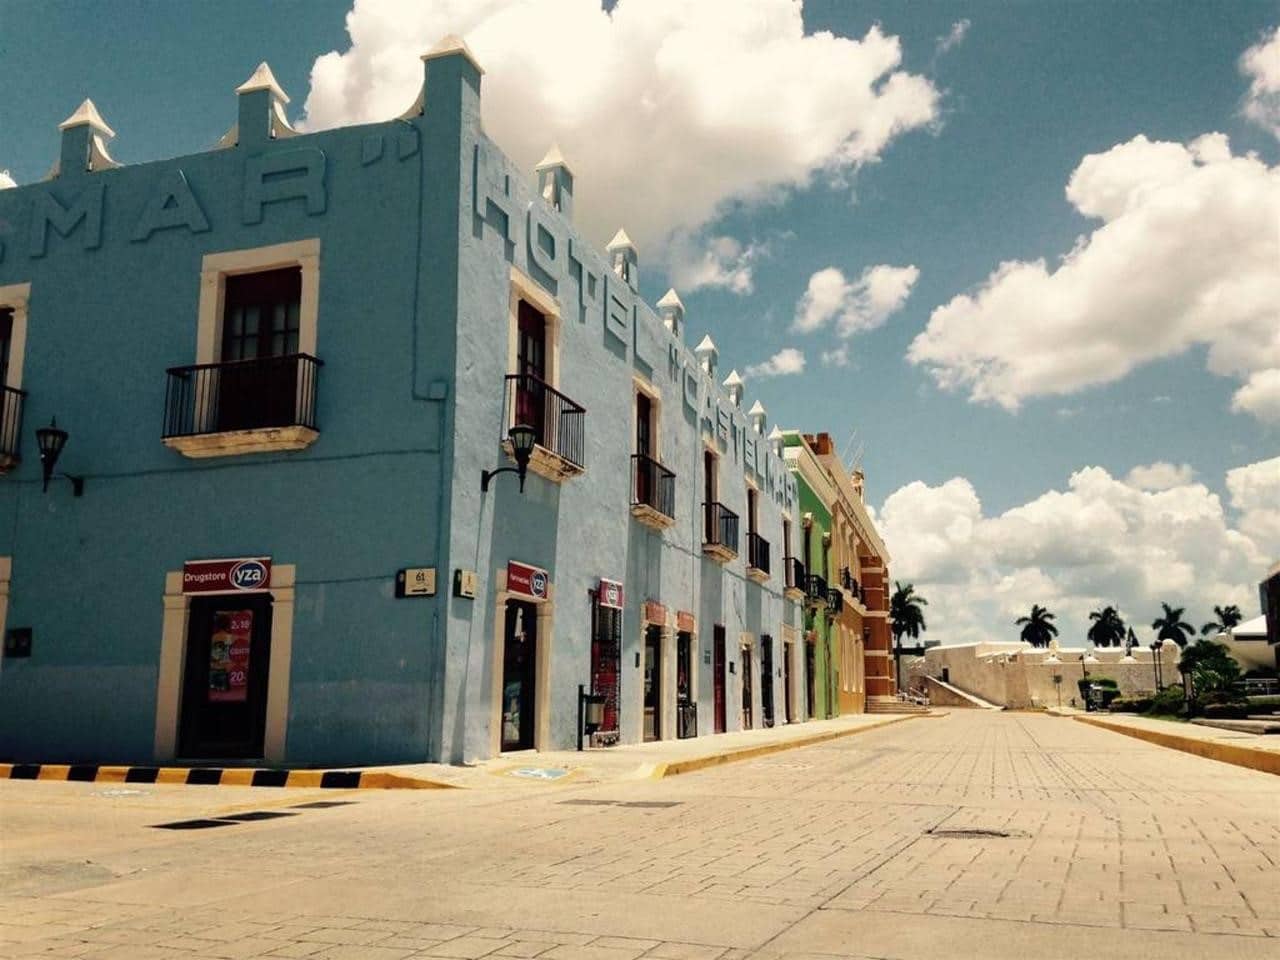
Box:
(481, 424), (537, 493)
(35, 418), (84, 497)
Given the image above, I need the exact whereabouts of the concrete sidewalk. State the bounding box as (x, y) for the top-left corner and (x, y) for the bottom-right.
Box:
(384, 711), (937, 789)
(1074, 712), (1280, 775)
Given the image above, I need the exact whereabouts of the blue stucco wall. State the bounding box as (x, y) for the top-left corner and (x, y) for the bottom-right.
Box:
(0, 58), (470, 765)
(442, 77), (803, 761)
(0, 47), (807, 766)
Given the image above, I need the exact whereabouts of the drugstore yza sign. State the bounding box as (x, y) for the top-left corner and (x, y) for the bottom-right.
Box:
(507, 561), (549, 602)
(4, 148), (327, 264)
(183, 557), (272, 595)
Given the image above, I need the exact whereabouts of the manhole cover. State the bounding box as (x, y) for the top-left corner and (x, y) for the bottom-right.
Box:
(926, 828), (1019, 839)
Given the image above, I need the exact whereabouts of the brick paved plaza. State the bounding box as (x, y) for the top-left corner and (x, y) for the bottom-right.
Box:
(3, 711), (1279, 959)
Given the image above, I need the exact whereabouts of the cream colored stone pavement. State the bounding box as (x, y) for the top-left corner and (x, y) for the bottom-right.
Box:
(2, 710), (1279, 960)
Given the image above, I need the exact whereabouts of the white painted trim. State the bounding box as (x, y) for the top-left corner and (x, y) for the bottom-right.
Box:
(197, 239), (321, 365)
(0, 283), (31, 390)
(154, 563), (296, 764)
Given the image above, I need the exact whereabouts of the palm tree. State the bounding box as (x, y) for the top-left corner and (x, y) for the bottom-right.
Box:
(1016, 604), (1058, 648)
(890, 582), (928, 644)
(1086, 606), (1126, 647)
(1151, 602), (1196, 648)
(890, 582), (928, 691)
(1200, 604), (1244, 637)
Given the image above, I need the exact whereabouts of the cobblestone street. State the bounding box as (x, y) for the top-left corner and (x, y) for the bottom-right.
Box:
(4, 711), (1279, 959)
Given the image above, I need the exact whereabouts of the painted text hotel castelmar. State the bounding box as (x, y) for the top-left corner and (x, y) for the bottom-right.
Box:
(0, 40), (894, 767)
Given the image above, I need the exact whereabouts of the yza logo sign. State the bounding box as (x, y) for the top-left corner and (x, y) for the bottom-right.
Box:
(182, 557), (273, 595)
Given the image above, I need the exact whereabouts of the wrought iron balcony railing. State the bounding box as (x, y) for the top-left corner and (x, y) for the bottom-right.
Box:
(826, 587), (845, 615)
(805, 573), (828, 606)
(501, 373), (585, 471)
(163, 353), (322, 438)
(703, 501), (739, 556)
(747, 532), (770, 575)
(631, 453), (675, 521)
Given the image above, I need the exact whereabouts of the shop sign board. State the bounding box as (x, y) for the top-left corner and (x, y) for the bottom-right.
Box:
(508, 561), (549, 602)
(644, 600), (667, 625)
(598, 578), (624, 610)
(183, 557), (271, 594)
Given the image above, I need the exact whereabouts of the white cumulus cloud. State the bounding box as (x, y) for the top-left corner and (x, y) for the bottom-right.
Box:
(745, 347), (805, 379)
(301, 0), (940, 249)
(878, 459), (1277, 647)
(935, 19), (970, 56)
(1242, 25), (1280, 137)
(1232, 368), (1280, 423)
(821, 345), (850, 368)
(1125, 462), (1195, 491)
(665, 234), (765, 295)
(908, 133), (1280, 419)
(793, 264), (919, 336)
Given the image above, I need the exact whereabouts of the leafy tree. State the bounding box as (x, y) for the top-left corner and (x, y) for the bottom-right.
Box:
(1017, 604), (1058, 648)
(1179, 639), (1242, 699)
(1087, 606), (1126, 647)
(1151, 602), (1196, 648)
(1200, 604), (1244, 637)
(890, 582), (928, 643)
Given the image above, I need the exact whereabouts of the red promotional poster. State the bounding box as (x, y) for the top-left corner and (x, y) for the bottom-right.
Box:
(208, 610), (252, 703)
(598, 578), (624, 610)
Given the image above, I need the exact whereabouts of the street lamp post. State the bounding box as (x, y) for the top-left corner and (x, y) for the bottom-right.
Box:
(481, 424), (537, 493)
(1150, 638), (1164, 691)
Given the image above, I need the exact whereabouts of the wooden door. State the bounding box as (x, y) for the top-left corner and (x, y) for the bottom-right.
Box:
(784, 644), (793, 722)
(760, 635), (774, 727)
(219, 267), (301, 431)
(501, 600), (538, 751)
(741, 645), (754, 730)
(516, 301), (547, 444)
(179, 595), (273, 759)
(713, 625), (726, 733)
(643, 626), (662, 741)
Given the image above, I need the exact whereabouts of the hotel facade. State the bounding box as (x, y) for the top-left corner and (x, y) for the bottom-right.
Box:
(0, 41), (892, 767)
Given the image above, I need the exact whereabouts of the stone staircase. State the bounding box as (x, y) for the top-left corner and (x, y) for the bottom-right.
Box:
(866, 697), (932, 715)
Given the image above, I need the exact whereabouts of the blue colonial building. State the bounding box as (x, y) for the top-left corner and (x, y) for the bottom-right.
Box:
(0, 39), (810, 767)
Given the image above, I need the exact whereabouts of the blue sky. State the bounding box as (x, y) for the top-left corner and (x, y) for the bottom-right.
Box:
(2, 1), (1278, 643)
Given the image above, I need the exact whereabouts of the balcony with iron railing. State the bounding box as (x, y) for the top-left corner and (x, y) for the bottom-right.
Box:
(630, 453), (675, 530)
(501, 373), (585, 481)
(746, 531), (770, 584)
(162, 353), (322, 458)
(805, 573), (828, 607)
(702, 501), (739, 563)
(784, 556), (806, 601)
(826, 587), (845, 616)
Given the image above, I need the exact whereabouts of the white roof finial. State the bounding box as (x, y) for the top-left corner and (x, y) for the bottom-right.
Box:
(536, 143), (570, 171)
(607, 228), (636, 251)
(656, 288), (685, 311)
(59, 99), (115, 138)
(236, 62), (290, 103)
(423, 34), (485, 74)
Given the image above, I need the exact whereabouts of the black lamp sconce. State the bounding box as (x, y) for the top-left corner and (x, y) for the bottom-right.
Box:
(481, 424), (536, 493)
(36, 418), (84, 497)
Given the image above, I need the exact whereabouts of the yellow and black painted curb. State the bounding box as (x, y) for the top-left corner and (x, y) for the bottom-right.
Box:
(1074, 715), (1280, 777)
(653, 711), (931, 779)
(0, 762), (456, 790)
